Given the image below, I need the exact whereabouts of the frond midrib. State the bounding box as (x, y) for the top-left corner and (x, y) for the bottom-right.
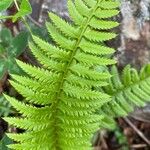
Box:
(50, 0), (101, 147)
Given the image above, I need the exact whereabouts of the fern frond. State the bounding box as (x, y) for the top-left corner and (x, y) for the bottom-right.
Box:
(4, 117), (51, 131)
(10, 80), (55, 105)
(89, 18), (119, 30)
(83, 0), (96, 7)
(32, 35), (69, 60)
(46, 22), (75, 50)
(75, 0), (90, 17)
(102, 65), (150, 117)
(64, 83), (110, 100)
(68, 0), (84, 25)
(95, 9), (120, 19)
(99, 0), (120, 9)
(80, 40), (115, 55)
(29, 42), (66, 72)
(84, 29), (117, 42)
(3, 94), (51, 119)
(62, 95), (109, 109)
(75, 52), (116, 66)
(10, 75), (52, 93)
(70, 64), (111, 80)
(16, 60), (59, 84)
(4, 0), (120, 149)
(66, 74), (108, 88)
(48, 12), (79, 38)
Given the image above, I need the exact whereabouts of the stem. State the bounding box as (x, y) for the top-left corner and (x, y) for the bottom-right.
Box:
(0, 16), (13, 20)
(14, 0), (19, 11)
(13, 0), (32, 34)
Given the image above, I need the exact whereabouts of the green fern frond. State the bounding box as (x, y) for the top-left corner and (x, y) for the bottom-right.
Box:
(95, 9), (119, 19)
(75, 52), (116, 66)
(16, 60), (59, 83)
(68, 0), (84, 25)
(4, 0), (120, 149)
(99, 0), (120, 9)
(32, 35), (69, 60)
(89, 18), (119, 30)
(46, 22), (76, 50)
(29, 42), (66, 72)
(84, 29), (117, 42)
(48, 12), (79, 38)
(3, 94), (51, 119)
(83, 0), (96, 7)
(70, 64), (111, 80)
(75, 0), (90, 17)
(79, 39), (115, 55)
(102, 64), (150, 118)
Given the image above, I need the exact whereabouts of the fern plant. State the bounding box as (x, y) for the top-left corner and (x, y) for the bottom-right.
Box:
(101, 65), (150, 117)
(3, 0), (120, 149)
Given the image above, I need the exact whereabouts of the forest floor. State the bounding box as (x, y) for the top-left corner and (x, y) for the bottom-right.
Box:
(94, 118), (150, 150)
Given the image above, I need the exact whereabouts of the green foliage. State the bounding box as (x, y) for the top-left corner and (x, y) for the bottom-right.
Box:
(101, 65), (150, 118)
(12, 0), (32, 22)
(0, 0), (13, 11)
(0, 0), (32, 22)
(115, 127), (129, 150)
(4, 0), (120, 149)
(0, 28), (29, 78)
(0, 95), (12, 117)
(0, 134), (13, 150)
(31, 25), (50, 42)
(0, 28), (28, 117)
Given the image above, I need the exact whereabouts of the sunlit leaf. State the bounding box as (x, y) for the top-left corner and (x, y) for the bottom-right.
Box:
(0, 0), (13, 11)
(12, 0), (32, 22)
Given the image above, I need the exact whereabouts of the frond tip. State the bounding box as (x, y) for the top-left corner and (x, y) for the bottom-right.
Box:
(4, 0), (120, 149)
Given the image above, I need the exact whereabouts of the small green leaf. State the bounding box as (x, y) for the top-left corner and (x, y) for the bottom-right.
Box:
(12, 0), (32, 22)
(6, 57), (16, 73)
(7, 31), (29, 57)
(0, 15), (13, 20)
(0, 0), (13, 11)
(6, 57), (23, 74)
(0, 28), (12, 47)
(0, 134), (13, 150)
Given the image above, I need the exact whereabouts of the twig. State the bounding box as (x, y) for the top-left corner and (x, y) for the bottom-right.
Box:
(14, 0), (19, 11)
(130, 144), (147, 149)
(130, 112), (150, 123)
(38, 0), (45, 22)
(124, 117), (150, 146)
(94, 146), (102, 150)
(27, 15), (42, 28)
